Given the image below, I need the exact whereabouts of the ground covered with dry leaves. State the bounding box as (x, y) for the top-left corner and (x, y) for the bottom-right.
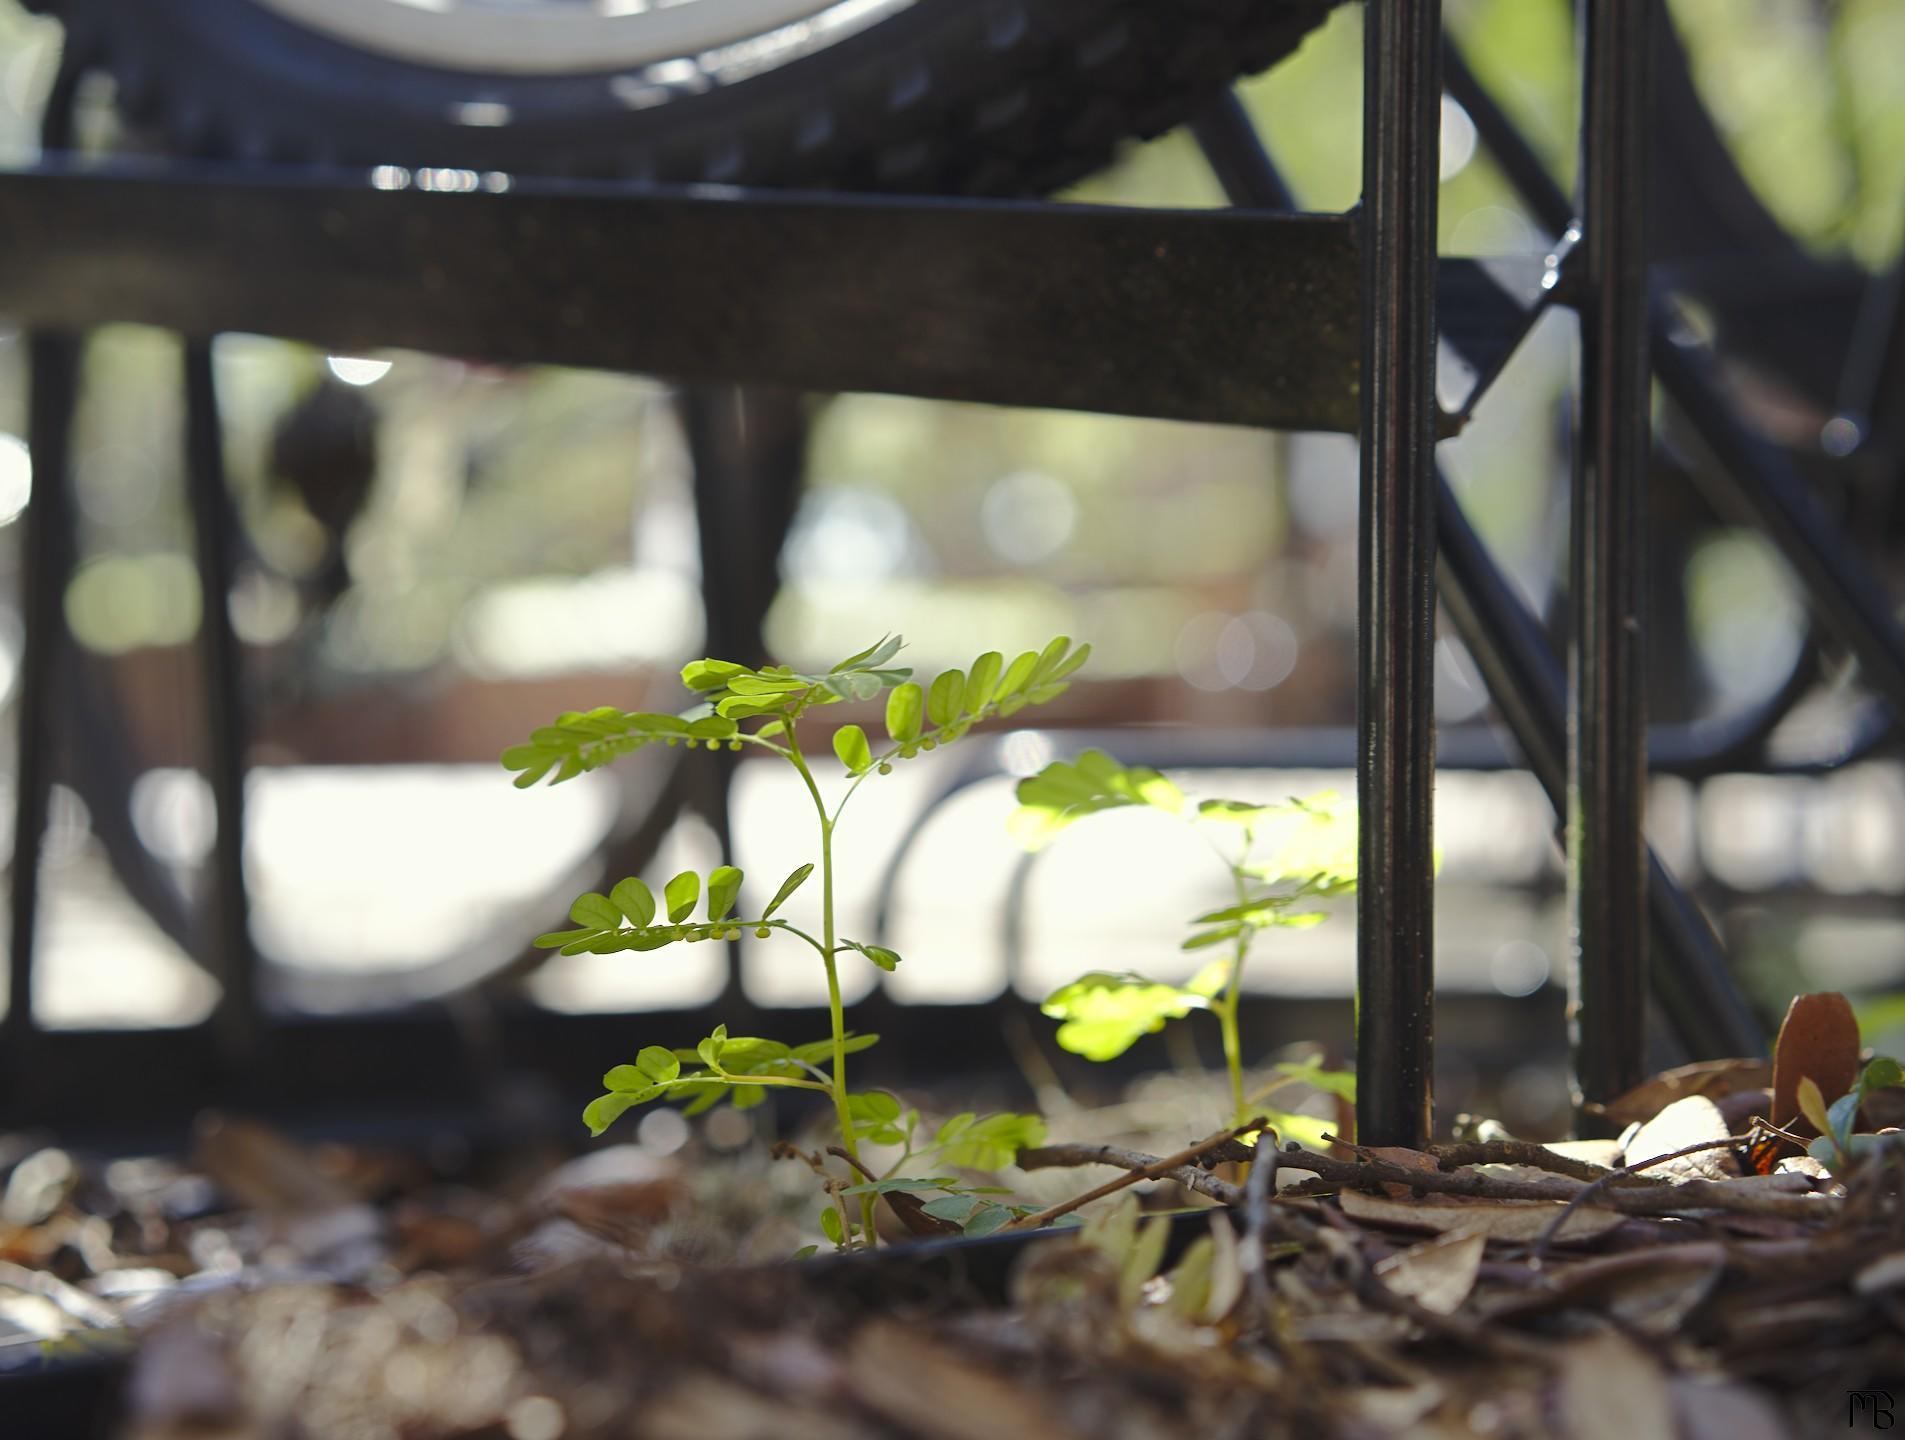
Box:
(4, 999), (1904, 1439)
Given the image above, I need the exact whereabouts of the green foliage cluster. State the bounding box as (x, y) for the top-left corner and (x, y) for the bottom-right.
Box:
(1012, 750), (1360, 1136)
(506, 635), (1085, 1250)
(1797, 1057), (1905, 1171)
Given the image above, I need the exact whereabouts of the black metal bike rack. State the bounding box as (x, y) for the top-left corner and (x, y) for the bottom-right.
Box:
(8, 6), (1905, 1143)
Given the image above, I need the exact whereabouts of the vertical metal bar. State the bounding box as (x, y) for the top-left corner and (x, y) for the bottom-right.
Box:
(1188, 62), (1765, 1065)
(1450, 31), (1905, 728)
(182, 341), (256, 1057)
(1356, 0), (1443, 1148)
(5, 67), (85, 1058)
(1569, 0), (1654, 1111)
(1436, 474), (1765, 1060)
(4, 335), (81, 1048)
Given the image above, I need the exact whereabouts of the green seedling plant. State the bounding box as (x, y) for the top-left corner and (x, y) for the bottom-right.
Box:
(504, 634), (1085, 1248)
(1011, 750), (1358, 1141)
(1795, 1057), (1905, 1173)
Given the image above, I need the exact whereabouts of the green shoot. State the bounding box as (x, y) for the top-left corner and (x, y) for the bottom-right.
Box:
(506, 634), (1083, 1248)
(1012, 750), (1358, 1133)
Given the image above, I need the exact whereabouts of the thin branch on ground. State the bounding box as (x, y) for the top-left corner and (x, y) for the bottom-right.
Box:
(1007, 1119), (1264, 1230)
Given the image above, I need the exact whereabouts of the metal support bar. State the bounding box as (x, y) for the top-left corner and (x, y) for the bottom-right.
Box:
(4, 333), (80, 1052)
(1188, 70), (1765, 1065)
(1355, 0), (1442, 1149)
(1436, 476), (1765, 1061)
(1447, 36), (1905, 728)
(182, 342), (257, 1059)
(1568, 1), (1654, 1110)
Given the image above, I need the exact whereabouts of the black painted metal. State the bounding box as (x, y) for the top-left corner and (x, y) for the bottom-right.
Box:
(0, 164), (1363, 433)
(1185, 76), (1765, 1070)
(1355, 1), (1442, 1148)
(1448, 35), (1905, 731)
(181, 342), (257, 1059)
(1568, 1), (1654, 1111)
(3, 334), (79, 1052)
(1436, 475), (1766, 1061)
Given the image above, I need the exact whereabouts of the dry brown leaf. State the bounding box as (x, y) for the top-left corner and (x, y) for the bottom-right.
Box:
(1622, 1096), (1736, 1182)
(1589, 1058), (1772, 1130)
(1374, 1231), (1485, 1315)
(1770, 991), (1861, 1138)
(1339, 1188), (1624, 1245)
(646, 1379), (874, 1440)
(1554, 1332), (1676, 1440)
(193, 1115), (361, 1214)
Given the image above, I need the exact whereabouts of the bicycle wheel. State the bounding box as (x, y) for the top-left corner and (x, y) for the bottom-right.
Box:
(29, 0), (1337, 193)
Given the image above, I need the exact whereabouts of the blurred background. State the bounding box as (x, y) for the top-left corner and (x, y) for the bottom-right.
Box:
(0, 0), (1903, 1141)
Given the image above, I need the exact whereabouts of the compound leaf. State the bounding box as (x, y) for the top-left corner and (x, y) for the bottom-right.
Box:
(1041, 971), (1209, 1060)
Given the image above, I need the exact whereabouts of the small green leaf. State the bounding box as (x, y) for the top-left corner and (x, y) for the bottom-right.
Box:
(819, 1207), (845, 1247)
(844, 939), (902, 971)
(790, 1032), (879, 1065)
(665, 871), (701, 923)
(840, 1177), (960, 1196)
(996, 650), (1040, 699)
(963, 1205), (1012, 1238)
(706, 865), (743, 920)
(927, 669), (965, 727)
(964, 652), (1003, 713)
(935, 1112), (975, 1145)
(534, 927), (596, 950)
(583, 1089), (655, 1136)
(833, 724), (873, 775)
(886, 682), (924, 745)
(636, 1045), (681, 1084)
(1273, 1058), (1357, 1102)
(936, 1112), (1045, 1170)
(1859, 1056), (1904, 1102)
(1796, 1076), (1834, 1138)
(1040, 972), (1208, 1060)
(609, 877), (656, 928)
(790, 1244), (819, 1261)
(833, 634), (904, 673)
(920, 1194), (984, 1223)
(762, 863), (814, 919)
(1028, 635), (1073, 686)
(682, 658), (747, 691)
(847, 1091), (902, 1123)
(569, 892), (622, 930)
(1008, 750), (1184, 850)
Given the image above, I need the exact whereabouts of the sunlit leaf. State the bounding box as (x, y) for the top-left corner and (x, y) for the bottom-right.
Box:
(833, 724), (873, 775)
(706, 865), (743, 920)
(665, 870), (701, 924)
(964, 652), (1003, 713)
(569, 892), (621, 930)
(1009, 750), (1185, 850)
(1273, 1057), (1357, 1102)
(886, 682), (924, 745)
(534, 927), (596, 950)
(927, 669), (965, 727)
(1041, 971), (1208, 1060)
(610, 877), (656, 928)
(937, 1112), (1046, 1170)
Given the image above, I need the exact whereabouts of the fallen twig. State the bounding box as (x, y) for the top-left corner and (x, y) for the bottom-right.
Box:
(1530, 1134), (1754, 1259)
(1007, 1119), (1263, 1229)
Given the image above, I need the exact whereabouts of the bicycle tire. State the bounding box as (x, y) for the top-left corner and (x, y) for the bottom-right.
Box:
(29, 0), (1339, 195)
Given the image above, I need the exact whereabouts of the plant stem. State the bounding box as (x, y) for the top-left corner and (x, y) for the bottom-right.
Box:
(1218, 866), (1251, 1126)
(786, 725), (879, 1247)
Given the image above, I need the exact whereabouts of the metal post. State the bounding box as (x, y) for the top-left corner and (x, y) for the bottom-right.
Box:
(1569, 0), (1654, 1112)
(1186, 80), (1766, 1066)
(4, 334), (80, 1051)
(1356, 0), (1442, 1148)
(183, 341), (257, 1058)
